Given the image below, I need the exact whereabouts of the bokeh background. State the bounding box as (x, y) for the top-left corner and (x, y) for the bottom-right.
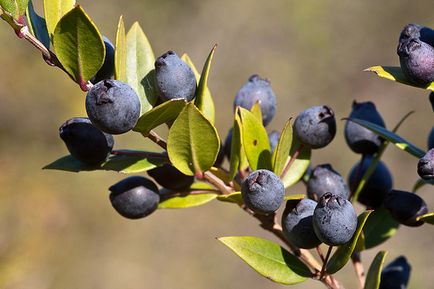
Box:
(0, 0), (433, 288)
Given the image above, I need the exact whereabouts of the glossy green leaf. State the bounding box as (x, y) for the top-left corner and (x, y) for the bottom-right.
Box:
(126, 22), (157, 114)
(188, 181), (216, 191)
(326, 210), (372, 274)
(133, 98), (187, 135)
(43, 152), (167, 173)
(114, 15), (126, 81)
(218, 236), (312, 284)
(52, 6), (105, 89)
(416, 212), (434, 224)
(229, 111), (249, 180)
(186, 46), (216, 125)
(413, 178), (434, 192)
(362, 208), (399, 250)
(167, 103), (220, 176)
(43, 0), (74, 38)
(346, 118), (425, 158)
(280, 136), (311, 188)
(284, 194), (305, 201)
(272, 118), (292, 176)
(159, 192), (218, 209)
(250, 101), (263, 123)
(26, 0), (50, 48)
(1, 0), (28, 18)
(364, 251), (388, 289)
(237, 107), (272, 170)
(216, 192), (242, 204)
(365, 66), (434, 91)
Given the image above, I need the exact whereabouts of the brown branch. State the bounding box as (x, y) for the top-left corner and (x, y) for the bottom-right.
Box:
(280, 144), (303, 179)
(351, 252), (365, 289)
(146, 130), (167, 150)
(202, 171), (233, 195)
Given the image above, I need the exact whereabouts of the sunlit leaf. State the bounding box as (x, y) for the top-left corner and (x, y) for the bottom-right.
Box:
(216, 192), (242, 204)
(280, 135), (311, 188)
(218, 236), (312, 284)
(114, 15), (126, 81)
(416, 212), (434, 225)
(43, 0), (75, 38)
(364, 251), (388, 289)
(229, 112), (248, 180)
(365, 66), (434, 91)
(159, 192), (218, 209)
(250, 101), (263, 123)
(272, 118), (292, 175)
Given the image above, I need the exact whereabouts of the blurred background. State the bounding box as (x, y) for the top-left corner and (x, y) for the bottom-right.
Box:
(0, 0), (433, 288)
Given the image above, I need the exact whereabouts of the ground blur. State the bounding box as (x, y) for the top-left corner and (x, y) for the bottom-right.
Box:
(0, 0), (433, 288)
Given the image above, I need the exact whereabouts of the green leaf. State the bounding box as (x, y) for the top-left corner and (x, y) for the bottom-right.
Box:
(416, 212), (434, 224)
(237, 107), (272, 170)
(43, 0), (75, 38)
(43, 152), (167, 173)
(365, 66), (434, 91)
(52, 6), (105, 89)
(284, 194), (305, 201)
(133, 98), (187, 135)
(0, 0), (28, 18)
(364, 251), (388, 289)
(167, 103), (220, 176)
(326, 210), (372, 274)
(26, 0), (50, 49)
(216, 192), (243, 204)
(114, 15), (126, 81)
(159, 192), (218, 209)
(272, 118), (292, 176)
(362, 208), (399, 250)
(187, 46), (216, 125)
(345, 118), (426, 158)
(218, 236), (312, 284)
(126, 22), (157, 114)
(280, 136), (311, 188)
(250, 101), (263, 123)
(413, 178), (434, 192)
(229, 112), (249, 180)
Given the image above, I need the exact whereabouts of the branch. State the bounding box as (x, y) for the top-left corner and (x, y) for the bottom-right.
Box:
(202, 171), (233, 195)
(351, 252), (365, 289)
(146, 130), (167, 150)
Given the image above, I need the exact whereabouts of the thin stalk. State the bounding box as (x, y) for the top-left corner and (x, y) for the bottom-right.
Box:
(351, 252), (365, 289)
(320, 246), (333, 278)
(146, 130), (167, 150)
(280, 144), (304, 179)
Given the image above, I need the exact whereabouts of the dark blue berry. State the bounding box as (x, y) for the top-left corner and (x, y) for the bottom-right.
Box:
(384, 190), (428, 227)
(268, 130), (280, 153)
(148, 164), (194, 191)
(91, 36), (115, 84)
(379, 256), (411, 289)
(307, 164), (349, 201)
(398, 37), (434, 85)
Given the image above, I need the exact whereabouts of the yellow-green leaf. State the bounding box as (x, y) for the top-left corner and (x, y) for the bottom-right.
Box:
(167, 103), (220, 176)
(250, 101), (263, 123)
(216, 192), (242, 204)
(229, 112), (249, 180)
(43, 0), (75, 38)
(365, 66), (434, 91)
(1, 0), (28, 19)
(114, 15), (126, 81)
(326, 210), (372, 274)
(218, 236), (312, 284)
(416, 212), (434, 224)
(364, 251), (388, 289)
(52, 6), (105, 89)
(280, 135), (311, 188)
(272, 118), (292, 175)
(159, 192), (218, 209)
(126, 22), (157, 114)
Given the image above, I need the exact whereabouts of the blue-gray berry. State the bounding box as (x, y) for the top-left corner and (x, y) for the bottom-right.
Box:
(59, 117), (114, 165)
(109, 176), (160, 219)
(91, 36), (115, 84)
(313, 192), (357, 246)
(241, 169), (285, 214)
(86, 80), (141, 134)
(417, 148), (434, 180)
(234, 75), (277, 126)
(344, 101), (385, 155)
(268, 130), (280, 153)
(384, 190), (428, 227)
(398, 37), (434, 85)
(399, 23), (434, 46)
(379, 256), (411, 289)
(293, 105), (336, 149)
(348, 156), (393, 208)
(148, 164), (194, 191)
(155, 51), (196, 102)
(281, 198), (321, 249)
(307, 164), (349, 201)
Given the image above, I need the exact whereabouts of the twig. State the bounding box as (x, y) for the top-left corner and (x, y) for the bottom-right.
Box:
(320, 246), (334, 279)
(351, 252), (365, 289)
(202, 171), (233, 195)
(280, 144), (304, 179)
(146, 130), (167, 150)
(317, 246), (326, 262)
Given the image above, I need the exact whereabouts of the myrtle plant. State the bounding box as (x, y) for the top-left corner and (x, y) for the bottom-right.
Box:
(1, 1), (434, 289)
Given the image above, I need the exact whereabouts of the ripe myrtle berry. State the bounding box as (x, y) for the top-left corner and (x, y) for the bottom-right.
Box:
(214, 144), (225, 167)
(348, 155), (393, 208)
(293, 105), (336, 149)
(91, 36), (115, 84)
(384, 190), (428, 227)
(344, 101), (385, 155)
(155, 51), (196, 102)
(241, 169), (285, 214)
(268, 130), (280, 153)
(428, 126), (434, 150)
(86, 80), (141, 134)
(307, 164), (349, 201)
(59, 117), (114, 165)
(109, 176), (160, 219)
(417, 148), (434, 180)
(399, 23), (434, 46)
(397, 37), (434, 85)
(379, 256), (411, 289)
(148, 164), (194, 191)
(312, 192), (357, 246)
(233, 75), (277, 126)
(281, 198), (321, 249)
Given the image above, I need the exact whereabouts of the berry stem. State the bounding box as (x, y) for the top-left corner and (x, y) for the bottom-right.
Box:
(351, 252), (365, 289)
(201, 171), (233, 195)
(280, 144), (304, 179)
(320, 245), (333, 278)
(146, 130), (168, 150)
(316, 246), (326, 262)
